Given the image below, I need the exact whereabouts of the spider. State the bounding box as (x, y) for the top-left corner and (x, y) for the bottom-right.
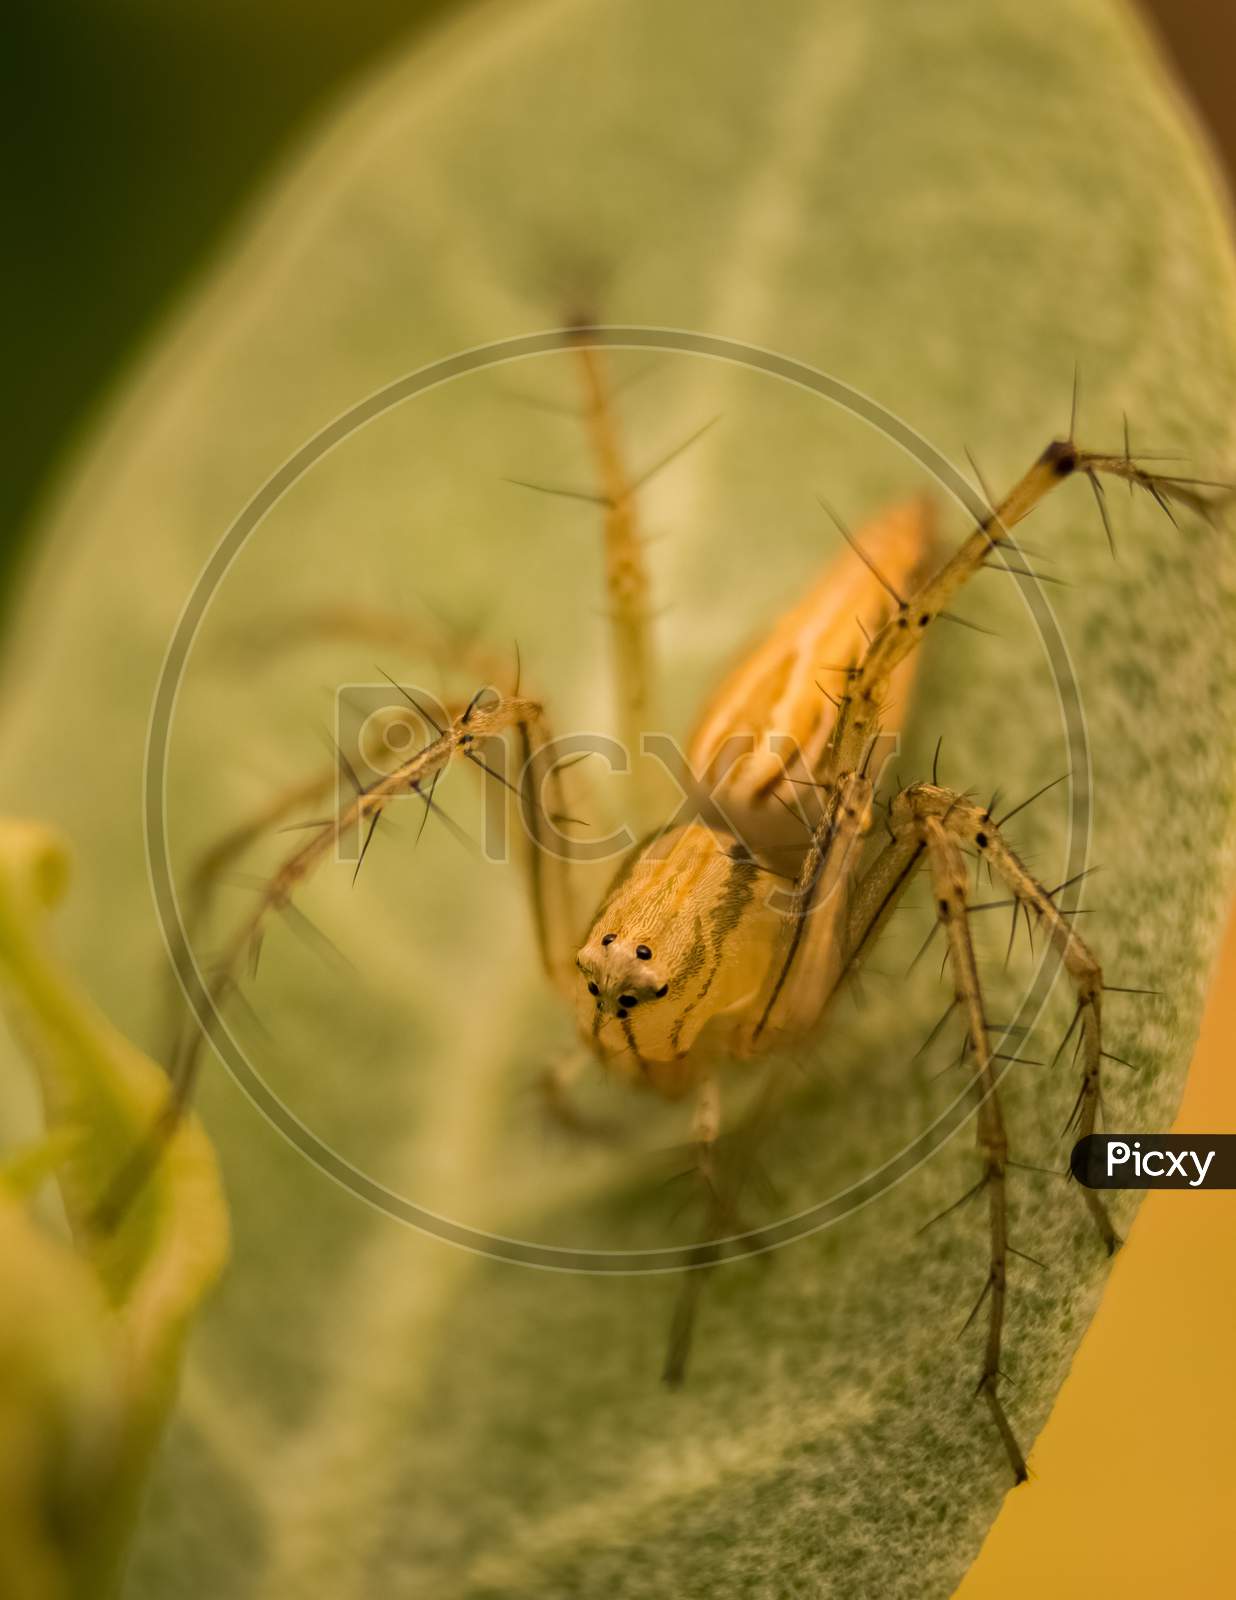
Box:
(127, 334), (1227, 1484)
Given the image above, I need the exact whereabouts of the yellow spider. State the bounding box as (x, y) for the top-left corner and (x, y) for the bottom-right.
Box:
(130, 335), (1225, 1482)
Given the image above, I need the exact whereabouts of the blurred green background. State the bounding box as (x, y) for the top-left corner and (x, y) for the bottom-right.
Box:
(1, 0), (450, 611)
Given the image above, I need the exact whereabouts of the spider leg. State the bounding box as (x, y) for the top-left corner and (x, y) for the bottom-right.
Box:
(919, 812), (1026, 1483)
(839, 777), (1121, 1481)
(747, 772), (875, 1048)
(165, 764), (337, 1053)
(572, 335), (659, 776)
(824, 437), (1229, 784)
(663, 1076), (732, 1388)
(893, 782), (1116, 1253)
(96, 692), (551, 1229)
(512, 333), (669, 826)
(514, 708), (591, 998)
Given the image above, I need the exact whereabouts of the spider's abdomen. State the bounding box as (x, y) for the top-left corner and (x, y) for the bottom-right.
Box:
(686, 498), (934, 858)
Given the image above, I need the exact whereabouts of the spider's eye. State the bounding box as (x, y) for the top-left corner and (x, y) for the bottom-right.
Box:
(655, 984), (669, 998)
(635, 944), (652, 960)
(601, 933), (617, 946)
(619, 994), (638, 1008)
(587, 981), (600, 996)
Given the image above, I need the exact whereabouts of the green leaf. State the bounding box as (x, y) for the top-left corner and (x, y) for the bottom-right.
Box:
(0, 823), (227, 1598)
(2, 0), (1235, 1595)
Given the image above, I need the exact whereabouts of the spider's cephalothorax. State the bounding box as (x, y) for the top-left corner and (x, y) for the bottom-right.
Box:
(574, 824), (777, 1094)
(149, 338), (1229, 1484)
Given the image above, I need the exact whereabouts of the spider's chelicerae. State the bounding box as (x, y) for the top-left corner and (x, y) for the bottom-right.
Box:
(139, 338), (1229, 1483)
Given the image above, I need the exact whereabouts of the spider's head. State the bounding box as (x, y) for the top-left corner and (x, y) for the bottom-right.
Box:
(575, 930), (670, 1023)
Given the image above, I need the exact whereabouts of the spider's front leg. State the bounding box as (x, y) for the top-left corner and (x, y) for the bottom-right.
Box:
(850, 779), (1119, 1481)
(514, 705), (591, 999)
(748, 771), (875, 1049)
(921, 812), (1026, 1482)
(570, 336), (657, 773)
(520, 331), (723, 832)
(99, 689), (564, 1227)
(824, 435), (1230, 784)
(662, 1076), (738, 1387)
(887, 782), (1116, 1252)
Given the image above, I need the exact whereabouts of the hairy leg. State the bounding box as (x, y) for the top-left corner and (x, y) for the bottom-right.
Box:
(921, 813), (1025, 1480)
(98, 691), (555, 1227)
(571, 336), (659, 774)
(662, 1075), (726, 1387)
(889, 781), (1116, 1250)
(824, 437), (1228, 785)
(517, 334), (724, 831)
(840, 777), (1123, 1479)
